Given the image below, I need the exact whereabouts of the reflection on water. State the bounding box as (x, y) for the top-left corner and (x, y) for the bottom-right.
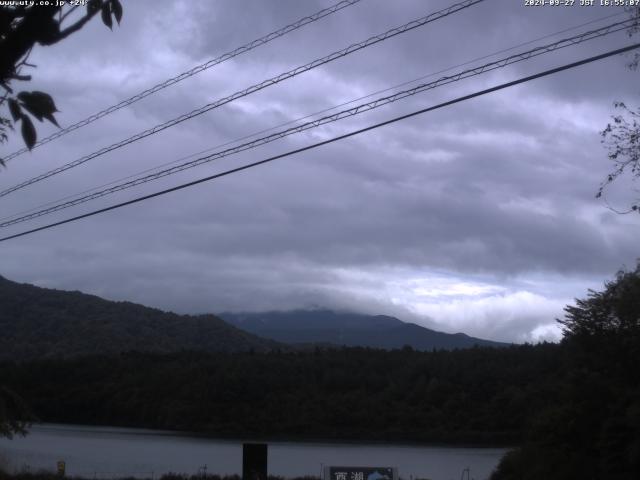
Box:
(0, 424), (507, 480)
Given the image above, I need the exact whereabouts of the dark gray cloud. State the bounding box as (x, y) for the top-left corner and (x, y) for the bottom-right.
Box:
(1, 0), (638, 342)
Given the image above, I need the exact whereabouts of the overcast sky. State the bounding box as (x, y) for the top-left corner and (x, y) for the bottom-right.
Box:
(1, 0), (639, 343)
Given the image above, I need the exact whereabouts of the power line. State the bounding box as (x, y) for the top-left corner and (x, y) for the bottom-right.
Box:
(1, 42), (638, 244)
(0, 0), (485, 199)
(2, 9), (625, 225)
(1, 0), (364, 162)
(1, 17), (634, 228)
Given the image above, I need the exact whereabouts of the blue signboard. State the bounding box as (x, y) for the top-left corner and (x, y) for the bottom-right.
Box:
(324, 466), (397, 480)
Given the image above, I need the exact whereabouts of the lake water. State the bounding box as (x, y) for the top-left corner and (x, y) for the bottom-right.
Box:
(0, 424), (508, 480)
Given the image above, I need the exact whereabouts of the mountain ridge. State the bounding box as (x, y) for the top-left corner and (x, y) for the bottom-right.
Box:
(0, 275), (508, 361)
(219, 309), (509, 350)
(0, 275), (278, 361)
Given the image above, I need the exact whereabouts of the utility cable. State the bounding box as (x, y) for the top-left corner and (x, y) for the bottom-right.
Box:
(1, 8), (625, 224)
(1, 0), (364, 162)
(0, 0), (485, 199)
(0, 17), (634, 228)
(1, 42), (638, 243)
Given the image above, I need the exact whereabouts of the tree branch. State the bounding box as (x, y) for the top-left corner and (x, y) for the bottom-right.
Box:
(59, 5), (80, 25)
(0, 6), (58, 82)
(56, 1), (107, 42)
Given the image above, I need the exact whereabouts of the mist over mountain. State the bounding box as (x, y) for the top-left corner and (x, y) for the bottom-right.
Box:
(0, 275), (507, 362)
(220, 310), (509, 350)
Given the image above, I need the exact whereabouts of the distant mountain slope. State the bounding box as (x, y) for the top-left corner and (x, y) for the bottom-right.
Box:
(0, 276), (278, 361)
(219, 309), (509, 350)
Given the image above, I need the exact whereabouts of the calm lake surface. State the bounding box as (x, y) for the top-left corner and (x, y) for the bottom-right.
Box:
(0, 424), (508, 480)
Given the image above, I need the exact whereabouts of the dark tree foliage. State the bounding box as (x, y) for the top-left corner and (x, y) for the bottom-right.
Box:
(599, 102), (640, 213)
(492, 263), (640, 480)
(559, 262), (640, 339)
(0, 344), (564, 446)
(598, 7), (640, 213)
(0, 1), (122, 435)
(0, 0), (123, 163)
(0, 386), (33, 439)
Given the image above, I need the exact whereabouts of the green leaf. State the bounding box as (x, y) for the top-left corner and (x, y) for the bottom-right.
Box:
(111, 0), (123, 24)
(28, 91), (58, 113)
(20, 114), (36, 150)
(20, 104), (43, 122)
(30, 91), (59, 127)
(42, 112), (60, 128)
(101, 2), (112, 29)
(8, 98), (21, 122)
(17, 91), (59, 125)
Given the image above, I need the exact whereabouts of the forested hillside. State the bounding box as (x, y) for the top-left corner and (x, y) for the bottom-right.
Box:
(491, 264), (640, 480)
(1, 344), (561, 445)
(0, 276), (277, 360)
(2, 265), (638, 479)
(0, 275), (507, 361)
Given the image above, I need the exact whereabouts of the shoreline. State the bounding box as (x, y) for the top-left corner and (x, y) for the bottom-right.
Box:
(25, 422), (516, 450)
